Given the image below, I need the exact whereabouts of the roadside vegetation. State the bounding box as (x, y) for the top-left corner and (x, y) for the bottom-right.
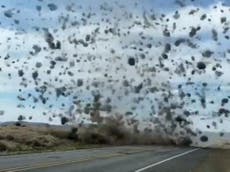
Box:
(0, 119), (191, 153)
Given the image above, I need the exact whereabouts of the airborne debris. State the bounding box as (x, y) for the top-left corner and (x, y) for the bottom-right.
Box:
(197, 62), (206, 70)
(0, 0), (229, 148)
(128, 57), (135, 66)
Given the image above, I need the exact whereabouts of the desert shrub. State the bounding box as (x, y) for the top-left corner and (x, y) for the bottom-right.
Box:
(24, 135), (58, 148)
(68, 127), (79, 140)
(0, 140), (22, 152)
(15, 122), (21, 126)
(79, 131), (109, 144)
(104, 124), (125, 140)
(0, 141), (7, 151)
(47, 129), (69, 139)
(5, 135), (14, 141)
(31, 139), (43, 147)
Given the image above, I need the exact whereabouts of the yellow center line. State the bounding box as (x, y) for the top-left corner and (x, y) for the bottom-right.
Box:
(0, 148), (154, 172)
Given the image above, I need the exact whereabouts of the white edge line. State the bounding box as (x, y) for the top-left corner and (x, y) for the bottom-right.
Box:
(135, 148), (200, 172)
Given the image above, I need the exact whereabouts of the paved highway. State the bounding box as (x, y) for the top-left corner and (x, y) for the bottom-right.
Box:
(0, 146), (225, 172)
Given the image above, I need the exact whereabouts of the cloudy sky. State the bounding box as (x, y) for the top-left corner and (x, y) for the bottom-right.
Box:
(0, 0), (229, 135)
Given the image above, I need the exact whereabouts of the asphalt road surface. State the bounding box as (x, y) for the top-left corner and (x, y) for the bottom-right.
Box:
(0, 146), (227, 172)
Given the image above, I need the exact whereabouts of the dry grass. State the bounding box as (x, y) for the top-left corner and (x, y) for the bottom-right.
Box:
(0, 126), (74, 152)
(0, 121), (186, 153)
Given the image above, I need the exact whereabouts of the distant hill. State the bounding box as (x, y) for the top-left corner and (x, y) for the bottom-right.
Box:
(0, 121), (72, 131)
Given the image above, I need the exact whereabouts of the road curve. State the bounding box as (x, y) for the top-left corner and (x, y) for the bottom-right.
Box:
(0, 146), (210, 172)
